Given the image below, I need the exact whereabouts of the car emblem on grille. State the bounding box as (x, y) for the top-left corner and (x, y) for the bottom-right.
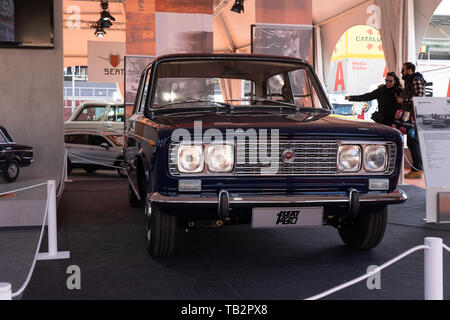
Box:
(281, 148), (295, 163)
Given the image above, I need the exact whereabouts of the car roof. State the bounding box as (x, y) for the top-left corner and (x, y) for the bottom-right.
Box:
(152, 53), (308, 64)
(76, 101), (123, 107)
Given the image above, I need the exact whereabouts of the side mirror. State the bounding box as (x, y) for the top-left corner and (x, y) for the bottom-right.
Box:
(100, 142), (109, 150)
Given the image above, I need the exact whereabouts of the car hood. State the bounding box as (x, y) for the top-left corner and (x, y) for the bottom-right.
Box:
(152, 109), (395, 139)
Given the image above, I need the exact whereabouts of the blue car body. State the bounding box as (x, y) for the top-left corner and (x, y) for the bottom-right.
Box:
(124, 54), (407, 256)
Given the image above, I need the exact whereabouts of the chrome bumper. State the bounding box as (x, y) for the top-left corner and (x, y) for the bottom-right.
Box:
(149, 189), (408, 208)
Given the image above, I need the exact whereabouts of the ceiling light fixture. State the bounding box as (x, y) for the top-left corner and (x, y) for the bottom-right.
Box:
(91, 0), (114, 38)
(231, 0), (244, 14)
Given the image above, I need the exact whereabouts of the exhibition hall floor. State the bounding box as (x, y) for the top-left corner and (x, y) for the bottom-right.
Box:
(2, 170), (449, 300)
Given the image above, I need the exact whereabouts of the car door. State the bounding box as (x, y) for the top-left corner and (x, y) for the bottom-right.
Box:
(125, 67), (151, 193)
(86, 134), (117, 167)
(65, 134), (90, 165)
(104, 105), (125, 132)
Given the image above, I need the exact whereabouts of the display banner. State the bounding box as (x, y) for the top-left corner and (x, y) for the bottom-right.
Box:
(155, 12), (213, 55)
(252, 24), (312, 60)
(414, 97), (450, 223)
(88, 41), (126, 83)
(125, 0), (156, 55)
(328, 25), (386, 96)
(124, 55), (155, 105)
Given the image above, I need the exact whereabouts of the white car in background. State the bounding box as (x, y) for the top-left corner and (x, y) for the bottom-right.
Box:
(64, 101), (125, 132)
(65, 130), (126, 177)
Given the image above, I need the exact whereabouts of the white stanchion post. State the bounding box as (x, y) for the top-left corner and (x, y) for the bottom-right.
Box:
(0, 283), (12, 300)
(37, 180), (70, 261)
(399, 135), (405, 185)
(48, 180), (57, 256)
(424, 237), (443, 300)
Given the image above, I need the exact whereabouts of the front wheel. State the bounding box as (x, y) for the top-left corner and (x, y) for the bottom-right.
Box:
(3, 160), (20, 182)
(115, 158), (127, 178)
(338, 206), (387, 250)
(145, 199), (177, 257)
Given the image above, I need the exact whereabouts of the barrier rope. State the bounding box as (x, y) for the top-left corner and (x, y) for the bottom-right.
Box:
(403, 154), (424, 173)
(67, 153), (125, 170)
(0, 182), (50, 299)
(305, 244), (433, 300)
(0, 182), (47, 197)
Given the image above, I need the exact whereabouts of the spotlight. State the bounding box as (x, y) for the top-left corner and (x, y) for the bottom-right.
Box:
(94, 25), (106, 38)
(101, 10), (115, 22)
(231, 0), (244, 13)
(91, 0), (114, 37)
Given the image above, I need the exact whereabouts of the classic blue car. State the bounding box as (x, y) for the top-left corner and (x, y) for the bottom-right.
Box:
(124, 53), (407, 257)
(0, 126), (33, 182)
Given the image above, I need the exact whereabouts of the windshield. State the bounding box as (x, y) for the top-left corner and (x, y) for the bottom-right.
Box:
(150, 58), (330, 110)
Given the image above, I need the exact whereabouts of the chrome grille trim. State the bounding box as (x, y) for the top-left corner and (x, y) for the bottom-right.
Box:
(168, 140), (397, 177)
(235, 140), (338, 176)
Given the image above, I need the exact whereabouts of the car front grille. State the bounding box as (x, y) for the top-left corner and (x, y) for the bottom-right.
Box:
(234, 140), (338, 176)
(168, 140), (397, 176)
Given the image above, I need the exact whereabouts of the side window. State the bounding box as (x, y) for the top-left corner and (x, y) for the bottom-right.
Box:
(64, 135), (72, 143)
(140, 69), (151, 112)
(75, 105), (107, 121)
(0, 132), (7, 143)
(106, 106), (125, 122)
(66, 134), (89, 145)
(133, 67), (151, 114)
(88, 135), (110, 147)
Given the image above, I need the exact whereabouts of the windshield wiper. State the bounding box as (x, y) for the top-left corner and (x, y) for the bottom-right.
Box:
(250, 97), (298, 108)
(226, 98), (332, 114)
(226, 98), (297, 108)
(157, 99), (232, 108)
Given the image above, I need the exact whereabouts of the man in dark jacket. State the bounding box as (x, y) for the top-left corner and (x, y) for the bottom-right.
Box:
(345, 72), (401, 126)
(401, 62), (425, 179)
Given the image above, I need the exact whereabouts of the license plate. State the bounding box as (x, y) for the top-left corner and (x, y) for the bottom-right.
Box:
(251, 207), (323, 228)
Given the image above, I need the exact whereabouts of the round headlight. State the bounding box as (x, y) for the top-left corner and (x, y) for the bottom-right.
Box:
(364, 145), (387, 172)
(205, 144), (234, 173)
(177, 145), (204, 173)
(338, 145), (361, 172)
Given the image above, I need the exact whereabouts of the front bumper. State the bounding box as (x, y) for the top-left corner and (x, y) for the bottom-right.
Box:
(149, 189), (408, 209)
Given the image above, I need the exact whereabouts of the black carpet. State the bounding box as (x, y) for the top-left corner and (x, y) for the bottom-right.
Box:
(22, 176), (450, 300)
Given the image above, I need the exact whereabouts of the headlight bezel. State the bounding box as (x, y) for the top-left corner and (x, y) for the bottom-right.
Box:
(205, 143), (235, 173)
(364, 144), (388, 172)
(176, 144), (205, 174)
(337, 144), (362, 173)
(337, 141), (392, 175)
(174, 143), (235, 175)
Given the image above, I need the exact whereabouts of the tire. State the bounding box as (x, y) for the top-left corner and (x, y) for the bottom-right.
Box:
(115, 158), (127, 178)
(128, 182), (144, 207)
(145, 199), (177, 257)
(84, 168), (97, 173)
(3, 160), (20, 182)
(338, 206), (388, 251)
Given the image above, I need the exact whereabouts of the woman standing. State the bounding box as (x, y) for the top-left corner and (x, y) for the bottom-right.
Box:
(345, 72), (402, 126)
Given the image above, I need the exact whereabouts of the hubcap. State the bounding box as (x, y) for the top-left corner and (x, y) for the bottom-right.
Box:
(7, 163), (18, 177)
(145, 199), (152, 240)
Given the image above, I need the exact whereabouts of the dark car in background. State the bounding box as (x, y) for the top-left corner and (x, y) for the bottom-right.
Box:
(124, 53), (407, 257)
(0, 126), (33, 182)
